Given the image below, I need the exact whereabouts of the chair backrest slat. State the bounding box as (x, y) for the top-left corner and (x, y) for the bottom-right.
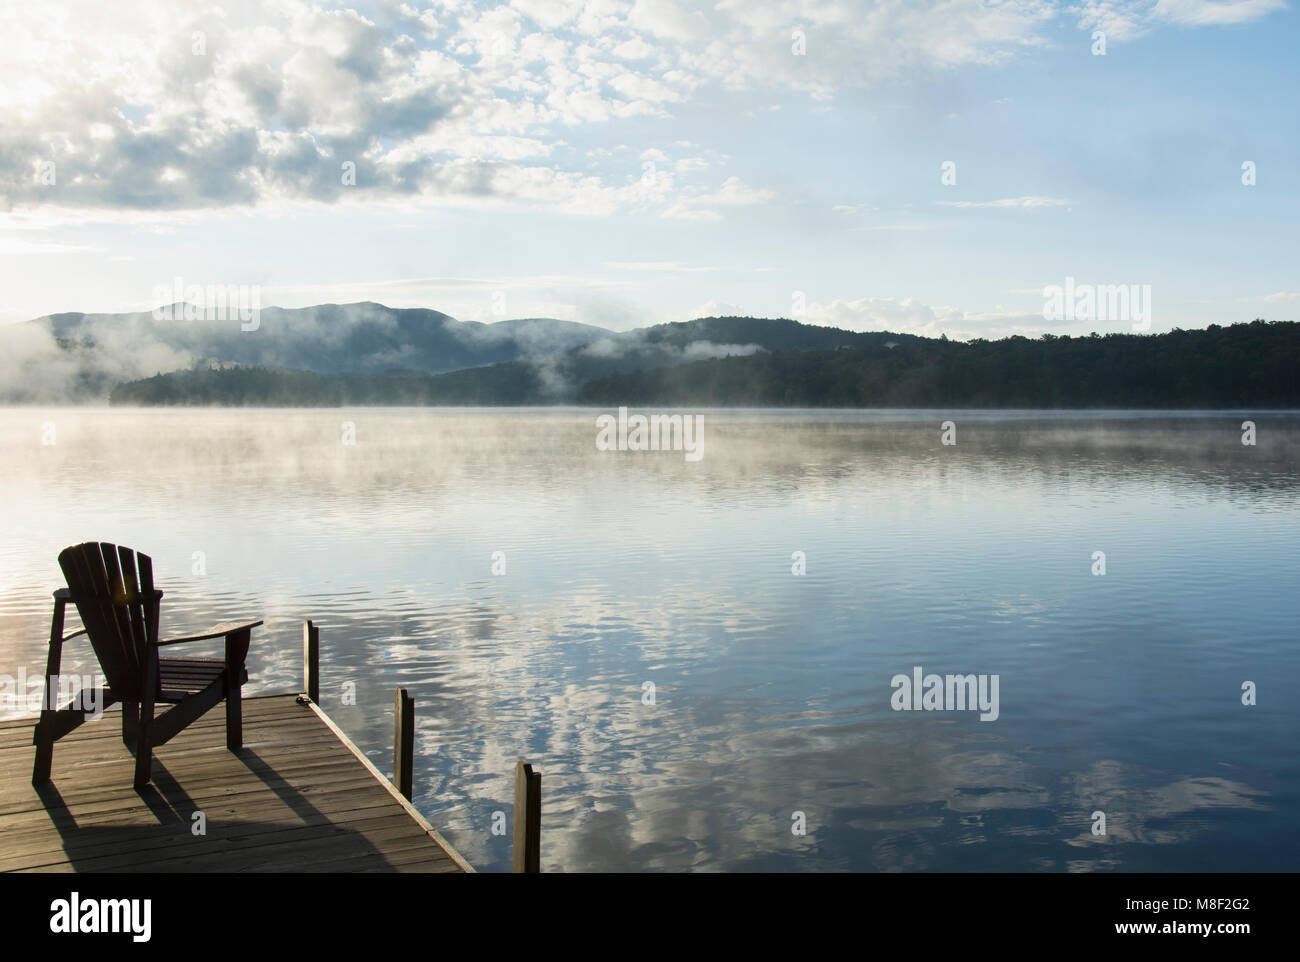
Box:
(115, 545), (149, 680)
(60, 544), (114, 658)
(57, 542), (156, 700)
(98, 545), (137, 681)
(137, 552), (158, 646)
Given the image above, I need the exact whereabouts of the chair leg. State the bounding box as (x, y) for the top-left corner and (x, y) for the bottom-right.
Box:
(134, 665), (157, 791)
(224, 628), (249, 751)
(122, 699), (139, 746)
(225, 670), (243, 750)
(33, 598), (66, 785)
(31, 719), (54, 786)
(133, 712), (154, 791)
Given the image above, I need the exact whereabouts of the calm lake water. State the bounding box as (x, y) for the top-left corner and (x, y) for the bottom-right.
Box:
(1, 408), (1297, 872)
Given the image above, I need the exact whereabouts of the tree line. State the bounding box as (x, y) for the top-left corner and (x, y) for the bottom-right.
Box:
(109, 320), (1300, 409)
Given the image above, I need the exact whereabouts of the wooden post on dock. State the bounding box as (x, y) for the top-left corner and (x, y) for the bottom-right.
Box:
(302, 619), (320, 704)
(512, 760), (541, 873)
(393, 689), (414, 801)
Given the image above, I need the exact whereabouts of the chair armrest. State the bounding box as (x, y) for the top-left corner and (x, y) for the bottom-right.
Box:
(158, 620), (263, 646)
(50, 591), (90, 642)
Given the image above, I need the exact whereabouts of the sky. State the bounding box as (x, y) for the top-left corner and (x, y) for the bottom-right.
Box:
(0, 0), (1296, 338)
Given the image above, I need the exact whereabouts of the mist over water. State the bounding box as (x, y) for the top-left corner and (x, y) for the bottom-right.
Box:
(1, 408), (1297, 871)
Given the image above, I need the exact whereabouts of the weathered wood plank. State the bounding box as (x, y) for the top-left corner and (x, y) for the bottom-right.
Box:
(0, 702), (325, 750)
(0, 694), (470, 873)
(0, 812), (445, 872)
(0, 695), (304, 739)
(0, 765), (388, 822)
(0, 788), (419, 849)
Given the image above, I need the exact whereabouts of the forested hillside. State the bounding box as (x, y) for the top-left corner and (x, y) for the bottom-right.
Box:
(110, 320), (1299, 409)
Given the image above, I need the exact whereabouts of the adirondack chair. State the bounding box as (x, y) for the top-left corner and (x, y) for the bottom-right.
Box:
(32, 542), (262, 791)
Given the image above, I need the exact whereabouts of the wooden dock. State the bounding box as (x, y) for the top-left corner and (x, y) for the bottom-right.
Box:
(0, 694), (474, 873)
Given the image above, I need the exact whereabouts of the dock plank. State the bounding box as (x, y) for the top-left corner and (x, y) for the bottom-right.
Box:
(0, 695), (472, 873)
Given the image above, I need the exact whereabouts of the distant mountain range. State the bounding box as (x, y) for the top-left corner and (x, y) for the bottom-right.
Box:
(1, 301), (911, 403)
(32, 301), (608, 372)
(3, 302), (1296, 408)
(0, 302), (613, 401)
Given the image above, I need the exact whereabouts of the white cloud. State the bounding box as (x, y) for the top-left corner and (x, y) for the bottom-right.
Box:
(688, 298), (747, 317)
(1071, 0), (1284, 40)
(0, 237), (101, 254)
(511, 0), (585, 30)
(1153, 0), (1287, 26)
(848, 224), (931, 232)
(605, 261), (718, 272)
(0, 0), (1281, 221)
(698, 176), (775, 206)
(1071, 1), (1158, 40)
(802, 296), (1055, 340)
(611, 35), (656, 60)
(662, 176), (775, 220)
(936, 196), (1072, 209)
(628, 0), (710, 42)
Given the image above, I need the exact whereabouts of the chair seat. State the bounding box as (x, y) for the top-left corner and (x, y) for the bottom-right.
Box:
(158, 656), (248, 702)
